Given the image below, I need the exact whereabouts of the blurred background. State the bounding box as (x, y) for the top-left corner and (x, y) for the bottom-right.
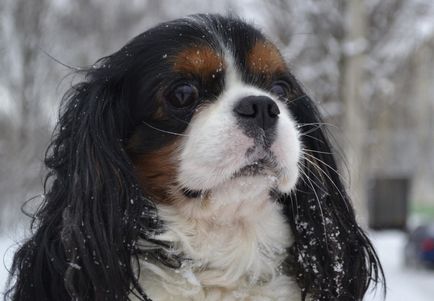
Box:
(1, 0), (434, 299)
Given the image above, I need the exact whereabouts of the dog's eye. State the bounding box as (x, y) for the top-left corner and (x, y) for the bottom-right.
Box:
(270, 81), (290, 98)
(167, 84), (199, 108)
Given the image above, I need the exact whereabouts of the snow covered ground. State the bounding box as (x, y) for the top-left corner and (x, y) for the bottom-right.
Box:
(1, 230), (434, 299)
(0, 233), (16, 295)
(365, 231), (434, 301)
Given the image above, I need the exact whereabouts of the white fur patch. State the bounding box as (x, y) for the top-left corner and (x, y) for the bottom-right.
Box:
(134, 178), (300, 300)
(133, 47), (302, 300)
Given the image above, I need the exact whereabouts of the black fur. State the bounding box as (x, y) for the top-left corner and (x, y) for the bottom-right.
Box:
(5, 14), (384, 301)
(283, 94), (384, 300)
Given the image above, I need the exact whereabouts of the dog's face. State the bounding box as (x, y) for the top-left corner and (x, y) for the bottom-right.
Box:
(126, 16), (304, 209)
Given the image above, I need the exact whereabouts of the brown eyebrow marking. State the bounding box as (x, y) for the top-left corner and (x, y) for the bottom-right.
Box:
(172, 46), (224, 77)
(247, 41), (287, 75)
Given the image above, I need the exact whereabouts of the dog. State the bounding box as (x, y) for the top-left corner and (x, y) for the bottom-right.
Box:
(6, 14), (383, 301)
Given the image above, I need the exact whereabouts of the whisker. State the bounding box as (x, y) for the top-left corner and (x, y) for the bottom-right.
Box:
(301, 148), (333, 155)
(299, 133), (324, 144)
(286, 94), (308, 104)
(142, 121), (189, 137)
(170, 114), (191, 126)
(302, 153), (339, 188)
(300, 125), (324, 136)
(297, 122), (339, 129)
(298, 163), (329, 249)
(302, 151), (349, 185)
(297, 122), (340, 137)
(291, 191), (298, 222)
(299, 160), (329, 196)
(301, 153), (350, 212)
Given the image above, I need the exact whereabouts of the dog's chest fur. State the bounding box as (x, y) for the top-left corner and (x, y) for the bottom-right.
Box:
(133, 177), (301, 300)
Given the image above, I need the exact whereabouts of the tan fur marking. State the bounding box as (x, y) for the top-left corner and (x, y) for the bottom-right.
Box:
(129, 140), (180, 204)
(172, 46), (224, 77)
(248, 41), (287, 74)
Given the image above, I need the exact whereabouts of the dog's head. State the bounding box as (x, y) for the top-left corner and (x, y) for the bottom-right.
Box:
(125, 15), (302, 211)
(7, 14), (383, 301)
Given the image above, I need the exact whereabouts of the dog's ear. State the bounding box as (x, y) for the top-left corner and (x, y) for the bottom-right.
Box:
(6, 59), (158, 301)
(281, 95), (384, 300)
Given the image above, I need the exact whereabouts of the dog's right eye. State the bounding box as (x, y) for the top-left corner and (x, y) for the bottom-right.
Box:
(270, 81), (290, 99)
(167, 84), (199, 109)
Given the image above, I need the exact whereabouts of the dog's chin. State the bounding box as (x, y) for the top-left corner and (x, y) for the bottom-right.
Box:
(231, 163), (299, 196)
(231, 150), (299, 194)
(181, 165), (277, 200)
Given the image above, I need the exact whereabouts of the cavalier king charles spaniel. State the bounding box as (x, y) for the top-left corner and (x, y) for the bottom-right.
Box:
(7, 14), (384, 301)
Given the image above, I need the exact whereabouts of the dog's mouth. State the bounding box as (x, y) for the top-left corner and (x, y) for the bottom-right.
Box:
(233, 158), (272, 177)
(180, 147), (279, 199)
(180, 159), (277, 199)
(234, 145), (277, 177)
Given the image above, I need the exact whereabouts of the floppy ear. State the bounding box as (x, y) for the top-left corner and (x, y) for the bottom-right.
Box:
(281, 95), (384, 300)
(6, 60), (159, 301)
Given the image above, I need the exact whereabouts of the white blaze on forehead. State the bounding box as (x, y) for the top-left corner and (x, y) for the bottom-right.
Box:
(177, 47), (301, 193)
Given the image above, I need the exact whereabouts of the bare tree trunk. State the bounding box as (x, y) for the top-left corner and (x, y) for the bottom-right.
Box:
(411, 38), (434, 205)
(340, 0), (368, 224)
(12, 0), (49, 146)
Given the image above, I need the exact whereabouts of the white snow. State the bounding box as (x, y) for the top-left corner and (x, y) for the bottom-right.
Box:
(365, 231), (434, 301)
(0, 234), (16, 295)
(2, 230), (434, 299)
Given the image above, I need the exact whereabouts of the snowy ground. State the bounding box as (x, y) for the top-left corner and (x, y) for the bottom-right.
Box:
(1, 230), (434, 299)
(365, 231), (434, 301)
(0, 233), (16, 295)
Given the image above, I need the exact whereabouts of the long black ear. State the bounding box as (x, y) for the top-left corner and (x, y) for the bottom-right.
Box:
(282, 95), (385, 300)
(5, 60), (159, 301)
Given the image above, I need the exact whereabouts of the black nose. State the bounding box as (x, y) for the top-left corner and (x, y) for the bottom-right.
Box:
(233, 96), (280, 130)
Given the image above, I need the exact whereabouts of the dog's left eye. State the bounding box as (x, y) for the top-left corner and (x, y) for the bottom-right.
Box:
(167, 84), (199, 109)
(270, 81), (290, 98)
